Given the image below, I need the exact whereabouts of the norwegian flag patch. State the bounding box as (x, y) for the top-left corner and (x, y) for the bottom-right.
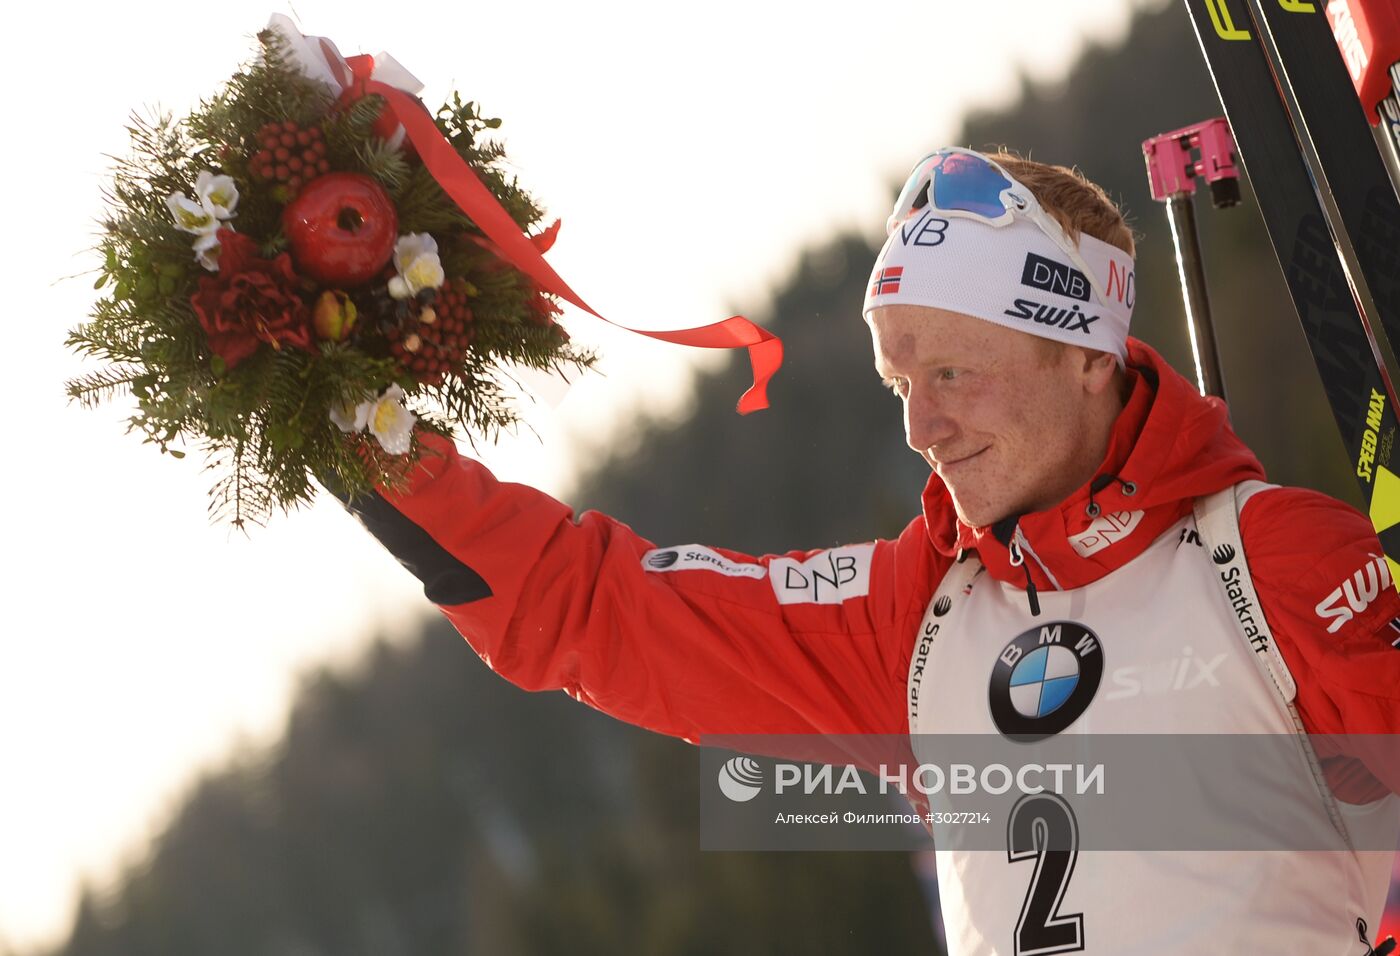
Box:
(870, 266), (903, 297)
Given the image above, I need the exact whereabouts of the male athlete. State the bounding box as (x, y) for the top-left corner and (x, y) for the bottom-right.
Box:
(335, 148), (1400, 954)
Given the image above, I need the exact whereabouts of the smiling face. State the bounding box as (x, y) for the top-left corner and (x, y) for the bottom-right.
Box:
(867, 304), (1123, 528)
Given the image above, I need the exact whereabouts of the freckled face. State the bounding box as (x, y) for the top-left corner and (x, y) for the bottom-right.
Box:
(867, 304), (1104, 528)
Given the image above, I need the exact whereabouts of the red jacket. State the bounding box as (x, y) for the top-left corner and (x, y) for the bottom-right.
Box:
(342, 338), (1400, 799)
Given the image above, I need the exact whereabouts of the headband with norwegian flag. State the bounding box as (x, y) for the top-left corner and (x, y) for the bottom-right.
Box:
(863, 208), (1135, 364)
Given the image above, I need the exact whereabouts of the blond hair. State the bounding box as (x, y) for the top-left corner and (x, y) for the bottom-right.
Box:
(984, 150), (1136, 258)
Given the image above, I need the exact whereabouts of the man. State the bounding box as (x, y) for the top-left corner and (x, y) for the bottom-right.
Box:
(335, 148), (1400, 953)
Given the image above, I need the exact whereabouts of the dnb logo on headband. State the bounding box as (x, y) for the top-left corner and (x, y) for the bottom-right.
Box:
(1021, 252), (1091, 302)
(989, 621), (1103, 740)
(898, 210), (949, 247)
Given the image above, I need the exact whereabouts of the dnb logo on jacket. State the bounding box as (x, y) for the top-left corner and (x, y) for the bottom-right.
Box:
(989, 622), (1103, 740)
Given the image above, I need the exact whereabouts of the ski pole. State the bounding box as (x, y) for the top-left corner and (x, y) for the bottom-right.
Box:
(1142, 118), (1240, 401)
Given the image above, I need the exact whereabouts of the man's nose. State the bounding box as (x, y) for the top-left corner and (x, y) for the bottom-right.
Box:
(904, 389), (957, 455)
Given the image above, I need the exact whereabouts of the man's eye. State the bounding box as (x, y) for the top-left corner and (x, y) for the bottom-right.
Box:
(938, 368), (961, 382)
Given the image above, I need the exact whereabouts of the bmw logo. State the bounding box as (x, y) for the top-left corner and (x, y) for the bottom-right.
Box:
(989, 621), (1103, 740)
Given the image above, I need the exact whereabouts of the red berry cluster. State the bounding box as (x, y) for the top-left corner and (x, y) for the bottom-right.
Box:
(387, 279), (477, 385)
(249, 120), (331, 198)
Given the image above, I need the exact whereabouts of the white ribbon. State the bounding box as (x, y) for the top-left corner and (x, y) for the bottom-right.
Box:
(265, 14), (424, 148)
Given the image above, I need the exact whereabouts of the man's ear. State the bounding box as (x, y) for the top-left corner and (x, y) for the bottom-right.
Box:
(1078, 347), (1119, 395)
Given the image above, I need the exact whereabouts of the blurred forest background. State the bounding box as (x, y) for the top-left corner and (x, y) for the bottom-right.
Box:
(40, 2), (1380, 954)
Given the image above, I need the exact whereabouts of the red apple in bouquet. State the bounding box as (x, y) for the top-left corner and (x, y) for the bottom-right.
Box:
(282, 173), (398, 286)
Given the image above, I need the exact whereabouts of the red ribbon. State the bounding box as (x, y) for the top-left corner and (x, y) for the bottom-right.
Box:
(340, 55), (782, 414)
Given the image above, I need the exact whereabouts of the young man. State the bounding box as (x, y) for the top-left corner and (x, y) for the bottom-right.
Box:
(336, 149), (1400, 954)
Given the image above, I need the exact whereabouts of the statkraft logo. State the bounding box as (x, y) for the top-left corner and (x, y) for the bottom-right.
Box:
(1316, 553), (1392, 634)
(641, 545), (767, 580)
(1217, 562), (1270, 655)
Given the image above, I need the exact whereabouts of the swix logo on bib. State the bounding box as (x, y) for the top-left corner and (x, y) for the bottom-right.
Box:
(770, 544), (874, 605)
(989, 622), (1104, 740)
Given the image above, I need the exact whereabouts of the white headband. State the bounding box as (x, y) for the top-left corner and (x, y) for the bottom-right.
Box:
(862, 212), (1136, 364)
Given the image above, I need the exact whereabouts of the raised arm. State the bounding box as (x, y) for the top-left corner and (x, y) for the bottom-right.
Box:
(330, 431), (944, 744)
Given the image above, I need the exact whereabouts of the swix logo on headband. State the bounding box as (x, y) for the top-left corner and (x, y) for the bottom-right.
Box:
(870, 267), (903, 297)
(1004, 298), (1099, 333)
(1021, 253), (1091, 302)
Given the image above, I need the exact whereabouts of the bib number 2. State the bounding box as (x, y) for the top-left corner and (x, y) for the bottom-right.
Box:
(1007, 793), (1085, 955)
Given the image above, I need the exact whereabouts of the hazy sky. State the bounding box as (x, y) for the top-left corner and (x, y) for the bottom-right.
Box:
(4, 0), (1150, 948)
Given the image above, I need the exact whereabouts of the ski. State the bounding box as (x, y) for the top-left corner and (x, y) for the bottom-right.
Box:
(1242, 0), (1400, 373)
(1180, 0), (1400, 567)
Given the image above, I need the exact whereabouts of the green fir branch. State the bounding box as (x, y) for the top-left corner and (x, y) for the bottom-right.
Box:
(185, 29), (333, 151)
(324, 95), (388, 162)
(65, 366), (146, 408)
(392, 165), (473, 234)
(355, 139), (411, 189)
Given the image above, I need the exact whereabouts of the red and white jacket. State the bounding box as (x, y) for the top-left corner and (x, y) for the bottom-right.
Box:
(340, 338), (1400, 801)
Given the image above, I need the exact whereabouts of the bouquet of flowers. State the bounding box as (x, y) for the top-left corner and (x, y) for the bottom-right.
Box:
(67, 17), (781, 528)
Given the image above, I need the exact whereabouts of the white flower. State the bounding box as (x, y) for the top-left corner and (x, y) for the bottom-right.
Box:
(387, 233), (445, 300)
(329, 395), (373, 433)
(366, 385), (416, 455)
(166, 192), (218, 234)
(392, 233), (438, 271)
(328, 385), (415, 454)
(192, 230), (224, 272)
(195, 171), (239, 220)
